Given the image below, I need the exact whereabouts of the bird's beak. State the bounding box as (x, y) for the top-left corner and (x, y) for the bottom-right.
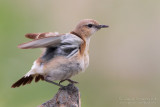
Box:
(96, 25), (109, 29)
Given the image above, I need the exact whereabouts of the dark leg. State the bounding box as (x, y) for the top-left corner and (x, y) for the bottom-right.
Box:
(59, 80), (66, 85)
(67, 79), (79, 84)
(59, 79), (78, 85)
(45, 79), (64, 87)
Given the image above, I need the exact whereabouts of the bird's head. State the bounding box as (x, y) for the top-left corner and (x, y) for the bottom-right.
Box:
(72, 19), (109, 38)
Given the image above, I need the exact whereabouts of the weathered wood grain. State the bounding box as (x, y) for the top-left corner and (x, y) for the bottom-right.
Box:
(38, 84), (81, 107)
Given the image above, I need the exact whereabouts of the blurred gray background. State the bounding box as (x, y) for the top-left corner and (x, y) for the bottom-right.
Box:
(0, 0), (160, 107)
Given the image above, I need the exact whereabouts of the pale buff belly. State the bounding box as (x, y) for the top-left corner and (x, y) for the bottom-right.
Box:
(43, 56), (84, 81)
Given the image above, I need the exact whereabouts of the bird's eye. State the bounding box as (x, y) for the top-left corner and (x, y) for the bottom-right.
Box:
(87, 24), (93, 28)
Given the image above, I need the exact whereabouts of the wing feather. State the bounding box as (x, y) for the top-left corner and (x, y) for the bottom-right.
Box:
(18, 36), (62, 49)
(25, 32), (59, 39)
(18, 34), (83, 49)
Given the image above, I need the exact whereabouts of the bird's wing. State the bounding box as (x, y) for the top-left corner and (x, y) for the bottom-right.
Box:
(18, 33), (83, 49)
(41, 34), (83, 60)
(25, 32), (59, 39)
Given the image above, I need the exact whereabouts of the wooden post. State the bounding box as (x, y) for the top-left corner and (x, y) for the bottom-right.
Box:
(38, 84), (81, 107)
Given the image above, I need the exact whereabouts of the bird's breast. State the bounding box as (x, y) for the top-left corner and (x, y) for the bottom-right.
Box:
(83, 51), (89, 70)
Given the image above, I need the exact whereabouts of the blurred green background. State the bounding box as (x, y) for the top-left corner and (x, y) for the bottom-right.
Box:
(0, 0), (160, 107)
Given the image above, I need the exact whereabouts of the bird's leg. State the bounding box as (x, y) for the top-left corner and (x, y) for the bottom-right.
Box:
(59, 79), (78, 85)
(59, 80), (66, 85)
(66, 79), (79, 84)
(45, 79), (64, 87)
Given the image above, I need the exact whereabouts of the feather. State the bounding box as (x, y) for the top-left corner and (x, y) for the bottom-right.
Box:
(18, 36), (62, 49)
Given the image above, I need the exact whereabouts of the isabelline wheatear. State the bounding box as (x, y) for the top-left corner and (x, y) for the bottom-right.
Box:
(11, 19), (109, 88)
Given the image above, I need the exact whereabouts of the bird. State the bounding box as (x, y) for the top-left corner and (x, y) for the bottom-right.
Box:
(11, 19), (109, 88)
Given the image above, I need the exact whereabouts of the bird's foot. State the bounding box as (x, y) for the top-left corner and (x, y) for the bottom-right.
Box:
(59, 79), (78, 85)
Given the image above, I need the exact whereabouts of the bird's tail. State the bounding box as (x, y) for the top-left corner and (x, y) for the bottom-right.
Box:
(11, 75), (44, 88)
